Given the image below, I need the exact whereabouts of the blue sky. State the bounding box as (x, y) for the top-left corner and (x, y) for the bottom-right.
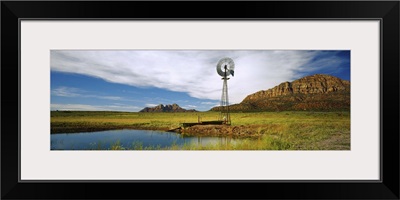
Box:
(50, 50), (350, 112)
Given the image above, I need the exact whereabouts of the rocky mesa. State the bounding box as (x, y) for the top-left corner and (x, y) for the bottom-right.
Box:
(211, 74), (350, 111)
(139, 103), (197, 113)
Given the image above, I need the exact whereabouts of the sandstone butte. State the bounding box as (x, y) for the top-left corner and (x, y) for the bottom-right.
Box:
(211, 74), (350, 112)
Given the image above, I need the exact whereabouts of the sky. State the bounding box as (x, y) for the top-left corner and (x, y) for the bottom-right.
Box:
(50, 50), (350, 112)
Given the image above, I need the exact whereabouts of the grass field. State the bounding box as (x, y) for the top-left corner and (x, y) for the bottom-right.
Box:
(51, 111), (350, 150)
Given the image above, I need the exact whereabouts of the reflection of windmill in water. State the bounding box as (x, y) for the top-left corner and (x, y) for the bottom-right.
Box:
(216, 57), (235, 125)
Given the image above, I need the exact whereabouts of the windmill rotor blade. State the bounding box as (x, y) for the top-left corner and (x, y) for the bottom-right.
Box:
(216, 63), (225, 76)
(216, 57), (235, 77)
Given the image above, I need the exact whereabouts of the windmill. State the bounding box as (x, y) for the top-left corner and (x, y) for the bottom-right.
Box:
(216, 57), (235, 125)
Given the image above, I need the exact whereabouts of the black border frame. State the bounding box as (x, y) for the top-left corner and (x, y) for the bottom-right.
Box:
(2, 1), (399, 199)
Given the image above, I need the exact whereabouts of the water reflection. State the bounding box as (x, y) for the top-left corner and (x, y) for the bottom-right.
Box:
(51, 129), (238, 150)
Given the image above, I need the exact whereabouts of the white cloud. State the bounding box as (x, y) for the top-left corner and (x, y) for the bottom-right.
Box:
(52, 86), (129, 102)
(145, 103), (158, 107)
(51, 103), (141, 112)
(51, 86), (81, 97)
(201, 101), (217, 105)
(51, 50), (330, 104)
(98, 96), (123, 101)
(183, 105), (197, 109)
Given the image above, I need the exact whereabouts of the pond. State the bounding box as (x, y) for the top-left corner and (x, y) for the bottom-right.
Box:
(51, 129), (238, 150)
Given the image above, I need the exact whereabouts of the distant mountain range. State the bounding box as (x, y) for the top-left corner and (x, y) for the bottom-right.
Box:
(139, 103), (197, 112)
(211, 74), (350, 111)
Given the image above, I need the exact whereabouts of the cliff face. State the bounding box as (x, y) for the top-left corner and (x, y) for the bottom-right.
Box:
(212, 74), (350, 112)
(139, 103), (197, 112)
(243, 74), (350, 101)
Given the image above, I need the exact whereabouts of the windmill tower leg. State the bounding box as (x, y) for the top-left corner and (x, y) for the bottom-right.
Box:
(220, 77), (231, 125)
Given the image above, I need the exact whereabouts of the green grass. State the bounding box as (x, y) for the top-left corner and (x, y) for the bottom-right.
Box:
(51, 111), (350, 150)
(51, 111), (205, 133)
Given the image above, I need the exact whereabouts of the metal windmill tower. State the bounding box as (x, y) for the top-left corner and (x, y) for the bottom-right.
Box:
(216, 57), (235, 125)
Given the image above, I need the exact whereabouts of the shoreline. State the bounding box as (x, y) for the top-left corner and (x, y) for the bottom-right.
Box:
(51, 124), (263, 138)
(51, 125), (169, 134)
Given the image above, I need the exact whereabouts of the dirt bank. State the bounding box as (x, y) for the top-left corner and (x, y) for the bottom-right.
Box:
(178, 125), (262, 138)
